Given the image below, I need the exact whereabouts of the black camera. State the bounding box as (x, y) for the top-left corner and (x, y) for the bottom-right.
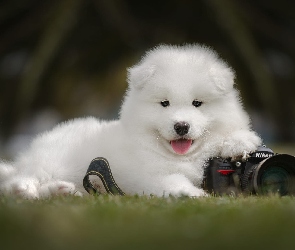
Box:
(202, 146), (295, 196)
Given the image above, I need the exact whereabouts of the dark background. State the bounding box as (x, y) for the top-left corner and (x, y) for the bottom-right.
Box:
(0, 0), (294, 157)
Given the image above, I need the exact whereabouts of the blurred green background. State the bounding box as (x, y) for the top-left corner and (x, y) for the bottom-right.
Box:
(0, 0), (294, 158)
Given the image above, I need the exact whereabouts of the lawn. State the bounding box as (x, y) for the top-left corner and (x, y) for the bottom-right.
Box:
(1, 195), (295, 250)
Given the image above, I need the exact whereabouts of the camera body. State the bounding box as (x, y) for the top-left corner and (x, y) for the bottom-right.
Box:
(202, 146), (295, 196)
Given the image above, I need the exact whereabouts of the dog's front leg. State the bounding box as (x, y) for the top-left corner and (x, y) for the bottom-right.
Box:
(160, 174), (207, 197)
(219, 130), (262, 159)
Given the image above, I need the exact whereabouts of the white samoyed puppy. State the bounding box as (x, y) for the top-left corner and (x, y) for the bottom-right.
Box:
(0, 44), (261, 198)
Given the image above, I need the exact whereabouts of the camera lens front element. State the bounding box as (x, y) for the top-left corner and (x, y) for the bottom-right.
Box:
(259, 166), (290, 195)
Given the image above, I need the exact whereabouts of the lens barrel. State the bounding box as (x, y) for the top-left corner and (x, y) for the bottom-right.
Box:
(242, 154), (295, 196)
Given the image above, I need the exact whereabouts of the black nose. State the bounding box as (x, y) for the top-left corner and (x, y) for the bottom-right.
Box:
(174, 122), (190, 136)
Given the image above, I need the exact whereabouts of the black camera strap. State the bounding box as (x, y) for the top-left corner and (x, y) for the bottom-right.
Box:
(83, 157), (125, 196)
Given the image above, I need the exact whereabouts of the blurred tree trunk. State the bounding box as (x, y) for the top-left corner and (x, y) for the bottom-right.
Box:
(204, 0), (278, 114)
(14, 0), (82, 120)
(92, 0), (142, 47)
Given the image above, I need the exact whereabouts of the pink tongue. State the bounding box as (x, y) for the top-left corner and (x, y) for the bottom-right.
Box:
(170, 139), (192, 155)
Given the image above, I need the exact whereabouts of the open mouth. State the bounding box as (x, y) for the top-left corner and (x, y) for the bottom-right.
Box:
(170, 139), (193, 155)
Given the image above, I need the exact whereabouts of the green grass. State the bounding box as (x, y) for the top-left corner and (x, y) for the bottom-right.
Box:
(1, 195), (295, 250)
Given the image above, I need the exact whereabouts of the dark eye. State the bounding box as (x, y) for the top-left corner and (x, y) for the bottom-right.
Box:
(192, 100), (203, 107)
(160, 100), (170, 107)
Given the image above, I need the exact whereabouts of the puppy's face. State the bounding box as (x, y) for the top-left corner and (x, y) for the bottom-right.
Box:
(121, 45), (236, 157)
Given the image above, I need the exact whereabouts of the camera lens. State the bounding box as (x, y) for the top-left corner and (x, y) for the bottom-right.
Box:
(259, 166), (290, 195)
(242, 154), (295, 196)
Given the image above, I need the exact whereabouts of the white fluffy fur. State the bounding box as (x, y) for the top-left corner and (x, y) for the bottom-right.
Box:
(0, 44), (261, 198)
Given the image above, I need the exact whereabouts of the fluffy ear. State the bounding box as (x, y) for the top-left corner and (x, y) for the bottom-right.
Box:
(209, 61), (235, 93)
(127, 64), (156, 89)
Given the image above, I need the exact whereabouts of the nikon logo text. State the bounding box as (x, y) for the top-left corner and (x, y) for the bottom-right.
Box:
(255, 152), (273, 158)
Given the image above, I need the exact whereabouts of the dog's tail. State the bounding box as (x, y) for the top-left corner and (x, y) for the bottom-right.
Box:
(0, 161), (16, 182)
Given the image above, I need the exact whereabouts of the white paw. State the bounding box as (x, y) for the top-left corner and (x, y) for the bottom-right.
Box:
(1, 177), (40, 199)
(162, 174), (206, 197)
(39, 181), (78, 198)
(220, 130), (262, 158)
